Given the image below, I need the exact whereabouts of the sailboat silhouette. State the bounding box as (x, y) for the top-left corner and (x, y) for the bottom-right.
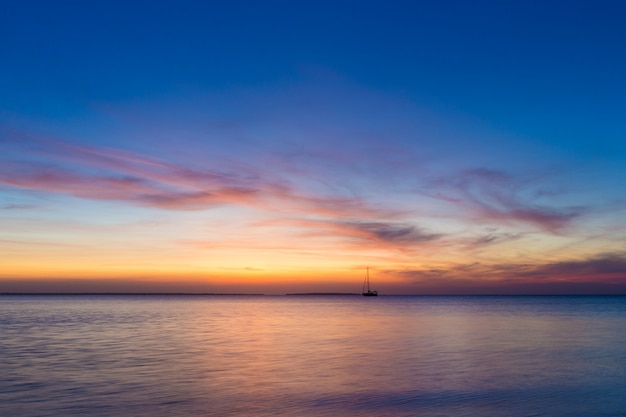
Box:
(362, 267), (378, 296)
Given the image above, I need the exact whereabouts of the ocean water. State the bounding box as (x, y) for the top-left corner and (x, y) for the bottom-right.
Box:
(1, 295), (626, 417)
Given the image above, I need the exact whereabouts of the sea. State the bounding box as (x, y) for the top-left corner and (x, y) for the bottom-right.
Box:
(1, 295), (625, 417)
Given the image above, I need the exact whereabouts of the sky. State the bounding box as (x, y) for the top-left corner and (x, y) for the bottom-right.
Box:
(1, 0), (626, 294)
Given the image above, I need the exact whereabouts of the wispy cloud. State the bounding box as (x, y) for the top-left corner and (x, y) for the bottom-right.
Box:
(0, 124), (611, 277)
(1, 203), (40, 210)
(390, 253), (626, 286)
(336, 220), (442, 244)
(529, 253), (626, 279)
(257, 217), (442, 253)
(0, 129), (396, 222)
(464, 229), (521, 248)
(423, 168), (585, 232)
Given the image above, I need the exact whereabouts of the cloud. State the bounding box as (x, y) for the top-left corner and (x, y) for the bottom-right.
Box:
(1, 204), (40, 210)
(390, 253), (626, 287)
(337, 220), (442, 244)
(0, 159), (268, 211)
(533, 253), (626, 278)
(263, 218), (442, 253)
(0, 130), (398, 222)
(139, 187), (259, 210)
(465, 229), (521, 248)
(423, 168), (585, 232)
(0, 161), (163, 201)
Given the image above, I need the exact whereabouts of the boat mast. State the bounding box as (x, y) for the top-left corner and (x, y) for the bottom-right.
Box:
(362, 266), (378, 296)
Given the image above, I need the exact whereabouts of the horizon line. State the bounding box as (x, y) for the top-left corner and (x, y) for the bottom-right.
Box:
(2, 292), (626, 297)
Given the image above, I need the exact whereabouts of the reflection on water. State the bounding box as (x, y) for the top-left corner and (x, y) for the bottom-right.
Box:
(1, 295), (626, 416)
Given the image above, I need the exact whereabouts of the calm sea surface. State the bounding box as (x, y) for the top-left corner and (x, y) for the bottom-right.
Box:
(1, 295), (626, 417)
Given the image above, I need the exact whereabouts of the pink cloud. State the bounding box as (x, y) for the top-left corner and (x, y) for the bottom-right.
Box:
(0, 130), (399, 222)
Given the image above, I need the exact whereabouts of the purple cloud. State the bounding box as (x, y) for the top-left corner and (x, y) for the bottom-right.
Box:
(469, 231), (521, 247)
(535, 253), (626, 278)
(423, 168), (585, 232)
(337, 220), (442, 244)
(391, 253), (626, 286)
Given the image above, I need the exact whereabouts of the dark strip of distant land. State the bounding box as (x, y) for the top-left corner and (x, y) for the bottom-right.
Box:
(286, 293), (360, 296)
(1, 292), (361, 296)
(0, 293), (266, 296)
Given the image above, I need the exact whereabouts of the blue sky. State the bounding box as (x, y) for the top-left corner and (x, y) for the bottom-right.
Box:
(1, 0), (626, 293)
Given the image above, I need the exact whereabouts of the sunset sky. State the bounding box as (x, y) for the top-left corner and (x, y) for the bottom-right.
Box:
(1, 0), (626, 294)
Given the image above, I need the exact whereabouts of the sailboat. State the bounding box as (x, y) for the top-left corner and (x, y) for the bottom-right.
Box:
(362, 267), (378, 296)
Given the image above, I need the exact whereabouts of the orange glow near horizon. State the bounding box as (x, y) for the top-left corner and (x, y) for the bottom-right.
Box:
(2, 194), (626, 294)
